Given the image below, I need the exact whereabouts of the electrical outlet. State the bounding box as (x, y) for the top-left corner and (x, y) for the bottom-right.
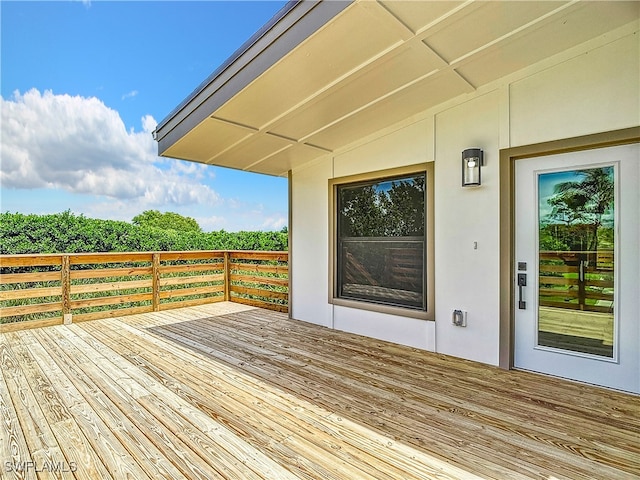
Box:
(452, 309), (467, 327)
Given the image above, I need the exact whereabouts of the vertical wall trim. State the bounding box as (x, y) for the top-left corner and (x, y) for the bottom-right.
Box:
(288, 169), (293, 320)
(331, 156), (335, 329)
(499, 84), (511, 149)
(498, 150), (514, 369)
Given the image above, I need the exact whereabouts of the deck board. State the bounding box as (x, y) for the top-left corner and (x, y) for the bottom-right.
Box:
(0, 336), (37, 480)
(5, 331), (113, 480)
(1, 302), (638, 479)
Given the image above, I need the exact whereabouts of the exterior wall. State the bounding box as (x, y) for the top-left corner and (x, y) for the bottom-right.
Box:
(433, 91), (501, 364)
(510, 32), (639, 146)
(290, 27), (639, 365)
(290, 159), (333, 328)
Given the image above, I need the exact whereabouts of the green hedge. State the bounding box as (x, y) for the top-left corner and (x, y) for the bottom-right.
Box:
(0, 211), (287, 255)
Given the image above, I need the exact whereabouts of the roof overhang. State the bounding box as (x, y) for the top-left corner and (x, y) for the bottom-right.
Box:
(154, 0), (640, 177)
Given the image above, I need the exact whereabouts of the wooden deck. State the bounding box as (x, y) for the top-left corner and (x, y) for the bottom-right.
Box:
(1, 303), (638, 479)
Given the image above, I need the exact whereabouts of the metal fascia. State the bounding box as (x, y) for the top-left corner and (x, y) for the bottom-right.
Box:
(155, 0), (353, 155)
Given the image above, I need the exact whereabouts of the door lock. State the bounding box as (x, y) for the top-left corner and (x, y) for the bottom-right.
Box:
(517, 273), (527, 309)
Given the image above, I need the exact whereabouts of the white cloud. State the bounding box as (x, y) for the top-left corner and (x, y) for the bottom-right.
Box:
(260, 215), (287, 231)
(141, 114), (156, 134)
(0, 89), (220, 208)
(197, 215), (228, 231)
(196, 213), (286, 232)
(122, 90), (138, 100)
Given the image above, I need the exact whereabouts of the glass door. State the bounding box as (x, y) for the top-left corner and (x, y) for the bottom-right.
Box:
(537, 166), (615, 358)
(514, 144), (639, 393)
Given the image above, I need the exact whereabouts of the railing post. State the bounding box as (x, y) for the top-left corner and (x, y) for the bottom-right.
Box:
(61, 255), (71, 324)
(578, 252), (587, 311)
(152, 253), (160, 311)
(224, 251), (230, 302)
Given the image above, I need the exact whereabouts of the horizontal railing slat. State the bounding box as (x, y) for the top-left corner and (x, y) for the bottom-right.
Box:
(69, 253), (153, 264)
(0, 302), (62, 318)
(230, 295), (288, 312)
(0, 254), (64, 267)
(159, 251), (225, 261)
(230, 285), (289, 300)
(584, 291), (614, 301)
(70, 279), (152, 295)
(0, 271), (61, 284)
(72, 305), (154, 323)
(0, 317), (62, 333)
(230, 273), (288, 287)
(158, 262), (224, 275)
(159, 285), (224, 300)
(587, 279), (614, 288)
(229, 251), (288, 262)
(539, 300), (612, 313)
(539, 276), (579, 286)
(230, 262), (289, 275)
(159, 274), (224, 287)
(539, 276), (613, 289)
(70, 266), (153, 280)
(0, 286), (62, 301)
(70, 293), (153, 309)
(539, 289), (579, 298)
(539, 264), (576, 273)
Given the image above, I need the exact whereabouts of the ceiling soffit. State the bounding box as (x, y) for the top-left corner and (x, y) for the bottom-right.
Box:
(418, 1), (566, 64)
(305, 69), (474, 151)
(268, 44), (446, 142)
(161, 0), (639, 176)
(214, 1), (410, 130)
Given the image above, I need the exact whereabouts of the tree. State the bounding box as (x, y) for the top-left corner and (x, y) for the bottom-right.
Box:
(545, 167), (614, 253)
(378, 175), (425, 236)
(339, 184), (385, 237)
(132, 210), (202, 233)
(338, 176), (425, 238)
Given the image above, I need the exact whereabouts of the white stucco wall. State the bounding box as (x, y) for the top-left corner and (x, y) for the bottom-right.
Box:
(433, 91), (502, 364)
(510, 32), (640, 146)
(290, 27), (639, 366)
(290, 159), (333, 328)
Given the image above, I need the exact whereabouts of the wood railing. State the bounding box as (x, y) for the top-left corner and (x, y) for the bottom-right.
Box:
(0, 250), (288, 332)
(539, 250), (613, 313)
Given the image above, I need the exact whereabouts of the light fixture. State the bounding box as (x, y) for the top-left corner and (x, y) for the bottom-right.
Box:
(462, 148), (484, 187)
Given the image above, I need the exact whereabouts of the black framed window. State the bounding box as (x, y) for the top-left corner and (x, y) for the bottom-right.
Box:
(336, 173), (426, 310)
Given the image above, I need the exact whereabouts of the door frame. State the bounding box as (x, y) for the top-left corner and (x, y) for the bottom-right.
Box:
(498, 126), (640, 370)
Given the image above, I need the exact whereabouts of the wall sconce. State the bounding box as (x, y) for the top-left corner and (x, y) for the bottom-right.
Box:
(462, 148), (484, 187)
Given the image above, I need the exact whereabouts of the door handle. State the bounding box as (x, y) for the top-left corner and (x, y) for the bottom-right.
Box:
(517, 273), (527, 309)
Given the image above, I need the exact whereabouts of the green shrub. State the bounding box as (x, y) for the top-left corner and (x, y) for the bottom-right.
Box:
(0, 211), (287, 254)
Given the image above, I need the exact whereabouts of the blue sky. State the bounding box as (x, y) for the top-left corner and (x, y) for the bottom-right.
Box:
(1, 0), (289, 231)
